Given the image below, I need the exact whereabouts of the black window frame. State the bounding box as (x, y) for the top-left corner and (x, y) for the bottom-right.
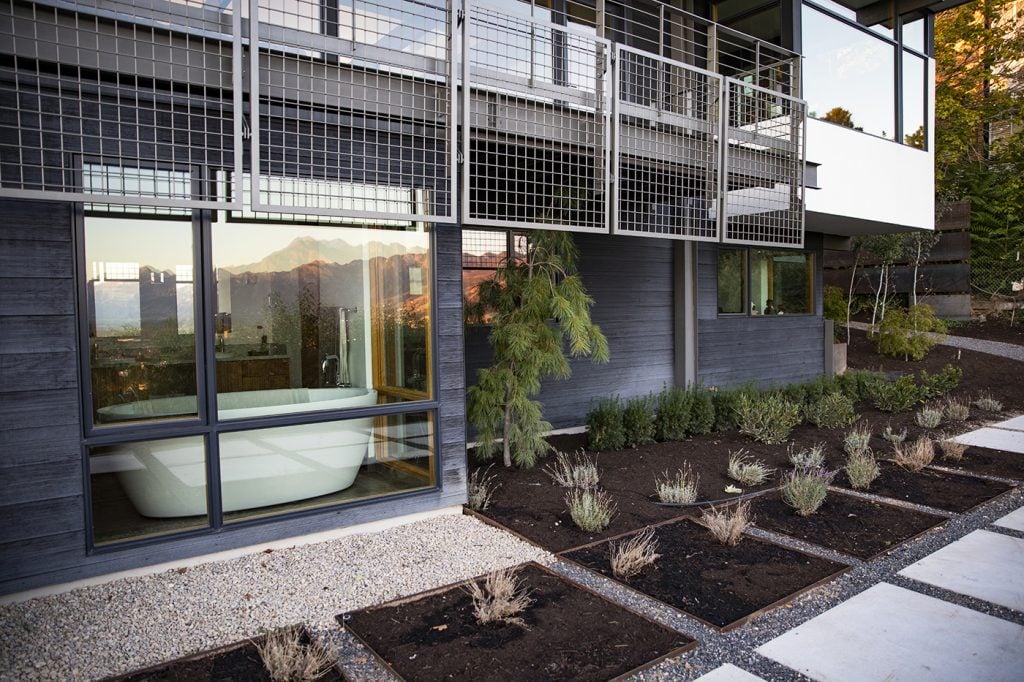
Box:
(716, 245), (816, 318)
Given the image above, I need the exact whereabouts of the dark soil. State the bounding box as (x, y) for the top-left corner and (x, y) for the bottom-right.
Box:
(934, 445), (1024, 481)
(833, 461), (1014, 513)
(946, 317), (1024, 346)
(562, 519), (847, 630)
(751, 489), (947, 560)
(340, 563), (694, 682)
(107, 635), (341, 682)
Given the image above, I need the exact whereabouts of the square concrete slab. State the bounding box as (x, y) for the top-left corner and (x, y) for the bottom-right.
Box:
(994, 506), (1024, 532)
(992, 415), (1024, 432)
(756, 583), (1024, 682)
(953, 428), (1024, 454)
(695, 664), (765, 682)
(899, 530), (1024, 611)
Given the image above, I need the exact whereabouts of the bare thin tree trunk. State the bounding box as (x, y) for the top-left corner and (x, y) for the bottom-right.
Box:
(911, 240), (922, 307)
(502, 399), (513, 468)
(870, 264), (883, 331)
(846, 251), (860, 344)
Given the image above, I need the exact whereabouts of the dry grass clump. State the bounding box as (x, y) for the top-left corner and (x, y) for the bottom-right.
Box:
(843, 422), (872, 457)
(467, 466), (500, 512)
(973, 391), (1003, 413)
(701, 500), (751, 546)
(844, 450), (880, 491)
(566, 488), (616, 532)
(893, 435), (935, 472)
(788, 443), (826, 469)
(727, 449), (773, 486)
(255, 626), (333, 682)
(943, 397), (970, 422)
(915, 406), (943, 429)
(609, 527), (661, 580)
(655, 463), (700, 505)
(543, 449), (599, 489)
(466, 568), (534, 627)
(882, 424), (907, 445)
(781, 467), (835, 516)
(939, 437), (968, 461)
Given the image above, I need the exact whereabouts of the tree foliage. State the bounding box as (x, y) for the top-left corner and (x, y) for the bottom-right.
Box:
(468, 227), (609, 468)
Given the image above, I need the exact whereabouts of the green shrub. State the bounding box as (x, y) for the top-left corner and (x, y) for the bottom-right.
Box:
(711, 383), (757, 432)
(781, 467), (835, 516)
(943, 397), (970, 422)
(789, 442), (826, 469)
(843, 422), (872, 457)
(836, 369), (882, 403)
(844, 451), (880, 491)
(587, 398), (625, 451)
(919, 364), (963, 399)
(736, 392), (802, 444)
(543, 450), (599, 489)
(688, 386), (716, 435)
(654, 387), (692, 442)
(781, 382), (808, 407)
(622, 396), (656, 448)
(566, 489), (616, 532)
(802, 376), (842, 406)
(869, 375), (923, 412)
(876, 304), (947, 360)
(804, 392), (858, 428)
(915, 406), (943, 429)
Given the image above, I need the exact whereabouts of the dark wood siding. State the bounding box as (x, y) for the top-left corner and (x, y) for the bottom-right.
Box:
(0, 202), (466, 595)
(696, 235), (826, 389)
(465, 233), (676, 430)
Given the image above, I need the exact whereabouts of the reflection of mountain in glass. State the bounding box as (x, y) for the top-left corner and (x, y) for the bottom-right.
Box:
(222, 236), (427, 274)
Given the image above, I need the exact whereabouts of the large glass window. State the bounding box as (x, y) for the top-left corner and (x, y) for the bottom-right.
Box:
(903, 50), (926, 148)
(803, 5), (896, 139)
(717, 247), (814, 315)
(85, 214), (199, 425)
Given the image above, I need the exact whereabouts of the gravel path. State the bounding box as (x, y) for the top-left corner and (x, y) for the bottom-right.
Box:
(847, 321), (1024, 361)
(0, 514), (551, 681)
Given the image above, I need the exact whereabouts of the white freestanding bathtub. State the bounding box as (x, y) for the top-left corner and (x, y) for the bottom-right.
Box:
(98, 387), (378, 518)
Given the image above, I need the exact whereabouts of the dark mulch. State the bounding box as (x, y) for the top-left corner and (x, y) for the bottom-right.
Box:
(562, 518), (847, 630)
(833, 461), (1014, 513)
(751, 489), (947, 560)
(946, 317), (1024, 346)
(106, 633), (341, 682)
(340, 562), (694, 682)
(932, 445), (1024, 482)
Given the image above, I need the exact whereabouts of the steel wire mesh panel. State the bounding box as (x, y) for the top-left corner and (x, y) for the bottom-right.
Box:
(613, 45), (720, 241)
(722, 77), (805, 247)
(0, 0), (242, 207)
(249, 0), (453, 221)
(463, 2), (610, 233)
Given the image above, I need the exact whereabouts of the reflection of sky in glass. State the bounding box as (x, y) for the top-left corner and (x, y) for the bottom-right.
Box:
(902, 50), (925, 147)
(803, 7), (895, 139)
(902, 18), (924, 53)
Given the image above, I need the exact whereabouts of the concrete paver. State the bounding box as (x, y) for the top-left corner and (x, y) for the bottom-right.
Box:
(992, 415), (1024, 432)
(694, 664), (766, 681)
(994, 506), (1024, 532)
(756, 582), (1024, 682)
(953, 428), (1024, 454)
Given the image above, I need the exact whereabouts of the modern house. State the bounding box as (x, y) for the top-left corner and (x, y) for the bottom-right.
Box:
(0, 0), (948, 595)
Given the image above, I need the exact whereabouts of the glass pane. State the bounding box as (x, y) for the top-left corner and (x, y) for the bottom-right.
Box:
(804, 6), (896, 139)
(212, 216), (431, 418)
(85, 214), (198, 425)
(717, 249), (747, 314)
(90, 435), (208, 545)
(902, 17), (924, 53)
(903, 50), (926, 149)
(222, 410), (435, 523)
(750, 250), (813, 315)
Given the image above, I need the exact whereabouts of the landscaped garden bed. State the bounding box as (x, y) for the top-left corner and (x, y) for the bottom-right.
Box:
(107, 627), (341, 682)
(339, 562), (695, 681)
(833, 461), (1014, 512)
(561, 518), (848, 630)
(931, 445), (1024, 481)
(751, 489), (948, 560)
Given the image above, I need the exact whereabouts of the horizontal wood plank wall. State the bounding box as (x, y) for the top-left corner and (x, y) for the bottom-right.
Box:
(0, 206), (467, 595)
(465, 233), (676, 430)
(696, 235), (826, 389)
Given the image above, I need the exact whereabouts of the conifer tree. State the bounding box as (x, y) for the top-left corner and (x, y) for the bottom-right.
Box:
(468, 221), (609, 468)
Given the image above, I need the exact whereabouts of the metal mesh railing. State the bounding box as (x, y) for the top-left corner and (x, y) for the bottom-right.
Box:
(0, 0), (242, 208)
(613, 44), (721, 241)
(249, 0), (454, 221)
(461, 1), (611, 233)
(722, 77), (805, 247)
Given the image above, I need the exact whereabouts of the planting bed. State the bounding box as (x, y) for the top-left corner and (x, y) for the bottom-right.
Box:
(751, 489), (948, 560)
(339, 562), (695, 682)
(933, 445), (1024, 481)
(562, 518), (848, 630)
(834, 461), (1014, 513)
(107, 630), (341, 682)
